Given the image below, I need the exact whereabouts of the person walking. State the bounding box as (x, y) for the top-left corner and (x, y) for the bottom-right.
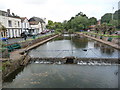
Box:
(24, 33), (27, 40)
(21, 32), (27, 40)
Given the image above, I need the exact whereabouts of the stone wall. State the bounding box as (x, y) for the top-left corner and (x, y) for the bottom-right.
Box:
(19, 34), (56, 48)
(2, 54), (31, 80)
(85, 33), (119, 45)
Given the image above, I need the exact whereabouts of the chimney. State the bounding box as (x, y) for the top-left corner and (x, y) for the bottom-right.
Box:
(7, 9), (10, 16)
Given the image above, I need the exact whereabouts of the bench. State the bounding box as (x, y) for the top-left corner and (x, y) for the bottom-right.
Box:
(11, 44), (21, 49)
(6, 46), (14, 52)
(100, 36), (102, 39)
(107, 37), (112, 42)
(6, 44), (21, 52)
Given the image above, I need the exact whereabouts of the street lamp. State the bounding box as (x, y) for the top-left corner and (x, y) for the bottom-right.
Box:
(112, 7), (114, 20)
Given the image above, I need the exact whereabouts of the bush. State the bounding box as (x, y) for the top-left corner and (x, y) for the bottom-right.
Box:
(68, 29), (74, 34)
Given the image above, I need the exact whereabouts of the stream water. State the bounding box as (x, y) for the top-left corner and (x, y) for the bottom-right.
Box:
(3, 34), (119, 88)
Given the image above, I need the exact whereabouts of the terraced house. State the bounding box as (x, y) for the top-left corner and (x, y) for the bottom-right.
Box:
(0, 9), (22, 38)
(21, 17), (30, 33)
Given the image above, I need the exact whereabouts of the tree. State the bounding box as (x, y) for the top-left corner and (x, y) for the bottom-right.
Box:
(46, 20), (54, 30)
(0, 22), (6, 31)
(88, 17), (97, 25)
(109, 20), (118, 26)
(101, 13), (112, 23)
(70, 16), (89, 31)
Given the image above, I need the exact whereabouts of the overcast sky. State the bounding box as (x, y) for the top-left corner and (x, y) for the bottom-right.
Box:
(0, 0), (119, 22)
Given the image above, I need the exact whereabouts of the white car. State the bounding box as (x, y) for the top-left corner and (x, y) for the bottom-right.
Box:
(115, 31), (120, 34)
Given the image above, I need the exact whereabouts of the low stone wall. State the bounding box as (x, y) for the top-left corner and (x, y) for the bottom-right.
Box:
(85, 33), (119, 45)
(5, 34), (57, 48)
(2, 53), (31, 80)
(0, 48), (9, 58)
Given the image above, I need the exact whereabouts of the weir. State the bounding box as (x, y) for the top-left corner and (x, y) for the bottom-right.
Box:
(30, 57), (119, 64)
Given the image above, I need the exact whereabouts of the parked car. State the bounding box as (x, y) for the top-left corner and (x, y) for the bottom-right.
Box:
(115, 31), (120, 35)
(21, 31), (29, 37)
(41, 31), (47, 34)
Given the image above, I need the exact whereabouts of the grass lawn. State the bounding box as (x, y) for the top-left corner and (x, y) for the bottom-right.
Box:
(81, 32), (120, 38)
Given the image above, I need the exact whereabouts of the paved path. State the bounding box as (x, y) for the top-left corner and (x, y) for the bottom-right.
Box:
(2, 32), (52, 44)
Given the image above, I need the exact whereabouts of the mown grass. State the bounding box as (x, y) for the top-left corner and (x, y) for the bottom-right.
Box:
(19, 33), (55, 43)
(81, 32), (120, 38)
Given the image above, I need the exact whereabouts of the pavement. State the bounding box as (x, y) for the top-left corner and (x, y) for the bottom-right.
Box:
(2, 32), (52, 44)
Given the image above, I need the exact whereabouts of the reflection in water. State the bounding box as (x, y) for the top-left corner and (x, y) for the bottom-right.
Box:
(3, 34), (119, 88)
(3, 66), (24, 82)
(29, 34), (118, 58)
(94, 42), (115, 55)
(71, 37), (88, 48)
(3, 64), (118, 88)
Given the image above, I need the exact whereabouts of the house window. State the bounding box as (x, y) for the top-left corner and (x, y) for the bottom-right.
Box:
(8, 20), (12, 27)
(18, 21), (20, 27)
(15, 21), (17, 26)
(24, 23), (26, 28)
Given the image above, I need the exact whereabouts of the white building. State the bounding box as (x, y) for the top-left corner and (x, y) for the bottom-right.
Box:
(0, 9), (22, 38)
(21, 17), (30, 33)
(29, 21), (42, 34)
(29, 17), (46, 34)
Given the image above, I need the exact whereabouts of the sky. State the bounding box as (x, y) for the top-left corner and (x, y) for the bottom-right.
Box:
(0, 0), (119, 22)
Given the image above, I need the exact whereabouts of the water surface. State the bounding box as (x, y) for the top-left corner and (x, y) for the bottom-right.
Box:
(3, 63), (118, 88)
(29, 34), (119, 58)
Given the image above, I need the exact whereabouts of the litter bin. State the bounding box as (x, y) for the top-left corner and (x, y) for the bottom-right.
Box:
(1, 37), (8, 41)
(32, 35), (36, 39)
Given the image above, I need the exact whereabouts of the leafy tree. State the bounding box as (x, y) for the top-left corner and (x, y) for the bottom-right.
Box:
(88, 17), (97, 25)
(70, 16), (89, 31)
(101, 13), (112, 23)
(109, 20), (118, 26)
(68, 29), (74, 34)
(0, 22), (6, 31)
(46, 20), (54, 30)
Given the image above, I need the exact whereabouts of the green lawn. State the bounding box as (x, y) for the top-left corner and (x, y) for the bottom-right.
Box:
(82, 32), (120, 38)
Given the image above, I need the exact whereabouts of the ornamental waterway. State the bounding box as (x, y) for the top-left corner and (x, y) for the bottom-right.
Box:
(3, 34), (119, 88)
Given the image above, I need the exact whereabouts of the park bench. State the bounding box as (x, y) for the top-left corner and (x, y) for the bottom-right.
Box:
(11, 44), (21, 49)
(6, 46), (14, 52)
(100, 36), (102, 39)
(6, 44), (21, 52)
(107, 37), (112, 42)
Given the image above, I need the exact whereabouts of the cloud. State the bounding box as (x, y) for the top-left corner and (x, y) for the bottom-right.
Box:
(0, 0), (119, 22)
(23, 0), (48, 5)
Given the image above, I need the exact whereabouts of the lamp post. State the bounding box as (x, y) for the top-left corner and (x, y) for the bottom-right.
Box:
(112, 7), (114, 20)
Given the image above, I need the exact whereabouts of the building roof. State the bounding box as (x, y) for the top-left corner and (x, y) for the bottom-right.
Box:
(0, 10), (7, 16)
(0, 9), (20, 19)
(20, 17), (27, 22)
(29, 17), (45, 23)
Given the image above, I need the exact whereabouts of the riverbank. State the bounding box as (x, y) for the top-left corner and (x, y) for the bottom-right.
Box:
(76, 32), (120, 50)
(2, 33), (60, 80)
